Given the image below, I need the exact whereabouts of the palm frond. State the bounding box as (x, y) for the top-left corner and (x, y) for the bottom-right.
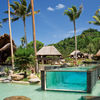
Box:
(88, 21), (100, 25)
(11, 17), (20, 22)
(0, 22), (2, 28)
(10, 4), (17, 10)
(2, 18), (9, 23)
(68, 8), (74, 13)
(89, 8), (100, 26)
(4, 11), (15, 16)
(13, 1), (20, 9)
(20, 0), (27, 6)
(34, 10), (40, 14)
(72, 6), (77, 13)
(26, 10), (40, 16)
(76, 5), (83, 19)
(95, 10), (99, 15)
(27, 2), (31, 13)
(93, 16), (100, 23)
(64, 5), (82, 21)
(26, 12), (32, 17)
(64, 10), (73, 21)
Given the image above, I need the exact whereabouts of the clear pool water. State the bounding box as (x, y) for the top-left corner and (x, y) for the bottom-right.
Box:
(46, 72), (87, 91)
(57, 66), (97, 71)
(45, 66), (97, 92)
(0, 81), (100, 100)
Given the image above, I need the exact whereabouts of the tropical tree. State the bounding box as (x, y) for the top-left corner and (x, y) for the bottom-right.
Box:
(14, 47), (35, 77)
(0, 22), (2, 36)
(8, 0), (14, 69)
(0, 22), (2, 28)
(64, 5), (83, 63)
(20, 36), (25, 48)
(3, 0), (40, 47)
(89, 9), (100, 26)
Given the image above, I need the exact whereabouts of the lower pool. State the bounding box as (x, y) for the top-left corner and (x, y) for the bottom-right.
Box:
(0, 81), (100, 100)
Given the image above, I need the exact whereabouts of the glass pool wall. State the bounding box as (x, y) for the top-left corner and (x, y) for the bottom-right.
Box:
(41, 65), (100, 93)
(46, 71), (87, 92)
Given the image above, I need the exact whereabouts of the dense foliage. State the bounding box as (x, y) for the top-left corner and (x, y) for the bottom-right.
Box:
(14, 40), (44, 71)
(51, 28), (100, 58)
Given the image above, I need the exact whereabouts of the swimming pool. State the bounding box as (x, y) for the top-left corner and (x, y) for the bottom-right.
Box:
(41, 65), (100, 93)
(0, 81), (100, 100)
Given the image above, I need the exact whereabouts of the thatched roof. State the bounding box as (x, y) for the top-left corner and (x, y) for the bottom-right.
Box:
(70, 50), (81, 56)
(0, 34), (16, 64)
(37, 46), (62, 56)
(96, 50), (100, 56)
(0, 34), (16, 49)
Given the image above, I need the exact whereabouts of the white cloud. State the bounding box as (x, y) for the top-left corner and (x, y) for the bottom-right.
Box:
(56, 4), (65, 9)
(68, 28), (86, 34)
(47, 4), (65, 12)
(47, 6), (54, 11)
(52, 28), (87, 39)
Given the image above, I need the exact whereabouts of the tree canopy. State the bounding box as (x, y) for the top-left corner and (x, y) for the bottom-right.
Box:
(50, 28), (100, 58)
(89, 8), (100, 25)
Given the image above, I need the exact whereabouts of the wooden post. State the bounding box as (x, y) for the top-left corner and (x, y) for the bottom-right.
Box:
(8, 0), (14, 69)
(31, 0), (38, 73)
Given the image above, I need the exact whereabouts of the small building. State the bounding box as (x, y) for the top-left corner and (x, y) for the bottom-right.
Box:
(0, 34), (16, 64)
(95, 50), (100, 59)
(37, 46), (62, 64)
(70, 50), (84, 59)
(83, 53), (89, 59)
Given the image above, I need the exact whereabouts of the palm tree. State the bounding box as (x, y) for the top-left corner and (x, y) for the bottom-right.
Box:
(89, 9), (100, 26)
(3, 0), (40, 47)
(0, 22), (2, 36)
(64, 5), (83, 63)
(8, 0), (14, 69)
(20, 36), (25, 48)
(31, 0), (38, 73)
(0, 22), (2, 28)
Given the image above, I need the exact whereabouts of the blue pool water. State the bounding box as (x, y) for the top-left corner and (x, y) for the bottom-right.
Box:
(0, 81), (100, 100)
(46, 71), (87, 91)
(45, 66), (98, 92)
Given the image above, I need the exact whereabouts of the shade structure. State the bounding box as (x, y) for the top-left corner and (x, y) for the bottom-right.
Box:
(70, 50), (81, 56)
(96, 50), (100, 56)
(0, 34), (16, 64)
(37, 46), (62, 56)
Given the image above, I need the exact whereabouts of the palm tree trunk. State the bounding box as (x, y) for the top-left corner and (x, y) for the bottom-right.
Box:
(8, 0), (14, 69)
(23, 19), (27, 47)
(31, 0), (38, 73)
(73, 20), (77, 64)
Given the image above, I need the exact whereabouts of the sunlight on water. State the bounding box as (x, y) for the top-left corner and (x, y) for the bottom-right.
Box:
(46, 72), (87, 91)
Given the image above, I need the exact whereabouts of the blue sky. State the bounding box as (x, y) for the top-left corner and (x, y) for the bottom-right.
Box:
(0, 0), (100, 46)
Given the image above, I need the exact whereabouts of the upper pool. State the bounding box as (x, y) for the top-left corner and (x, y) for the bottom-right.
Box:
(41, 65), (100, 93)
(46, 65), (97, 71)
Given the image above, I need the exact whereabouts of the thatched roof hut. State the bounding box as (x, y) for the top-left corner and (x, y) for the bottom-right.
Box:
(70, 50), (80, 56)
(83, 53), (89, 59)
(96, 50), (100, 56)
(0, 34), (16, 64)
(70, 50), (84, 58)
(37, 46), (62, 64)
(37, 46), (61, 56)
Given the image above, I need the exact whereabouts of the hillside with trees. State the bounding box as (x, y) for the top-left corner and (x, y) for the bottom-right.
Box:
(51, 28), (100, 58)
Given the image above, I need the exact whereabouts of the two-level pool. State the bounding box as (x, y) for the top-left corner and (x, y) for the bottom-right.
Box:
(41, 65), (100, 93)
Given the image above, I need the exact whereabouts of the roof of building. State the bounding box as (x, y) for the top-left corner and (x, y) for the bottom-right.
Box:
(37, 46), (62, 56)
(70, 50), (81, 55)
(96, 50), (100, 56)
